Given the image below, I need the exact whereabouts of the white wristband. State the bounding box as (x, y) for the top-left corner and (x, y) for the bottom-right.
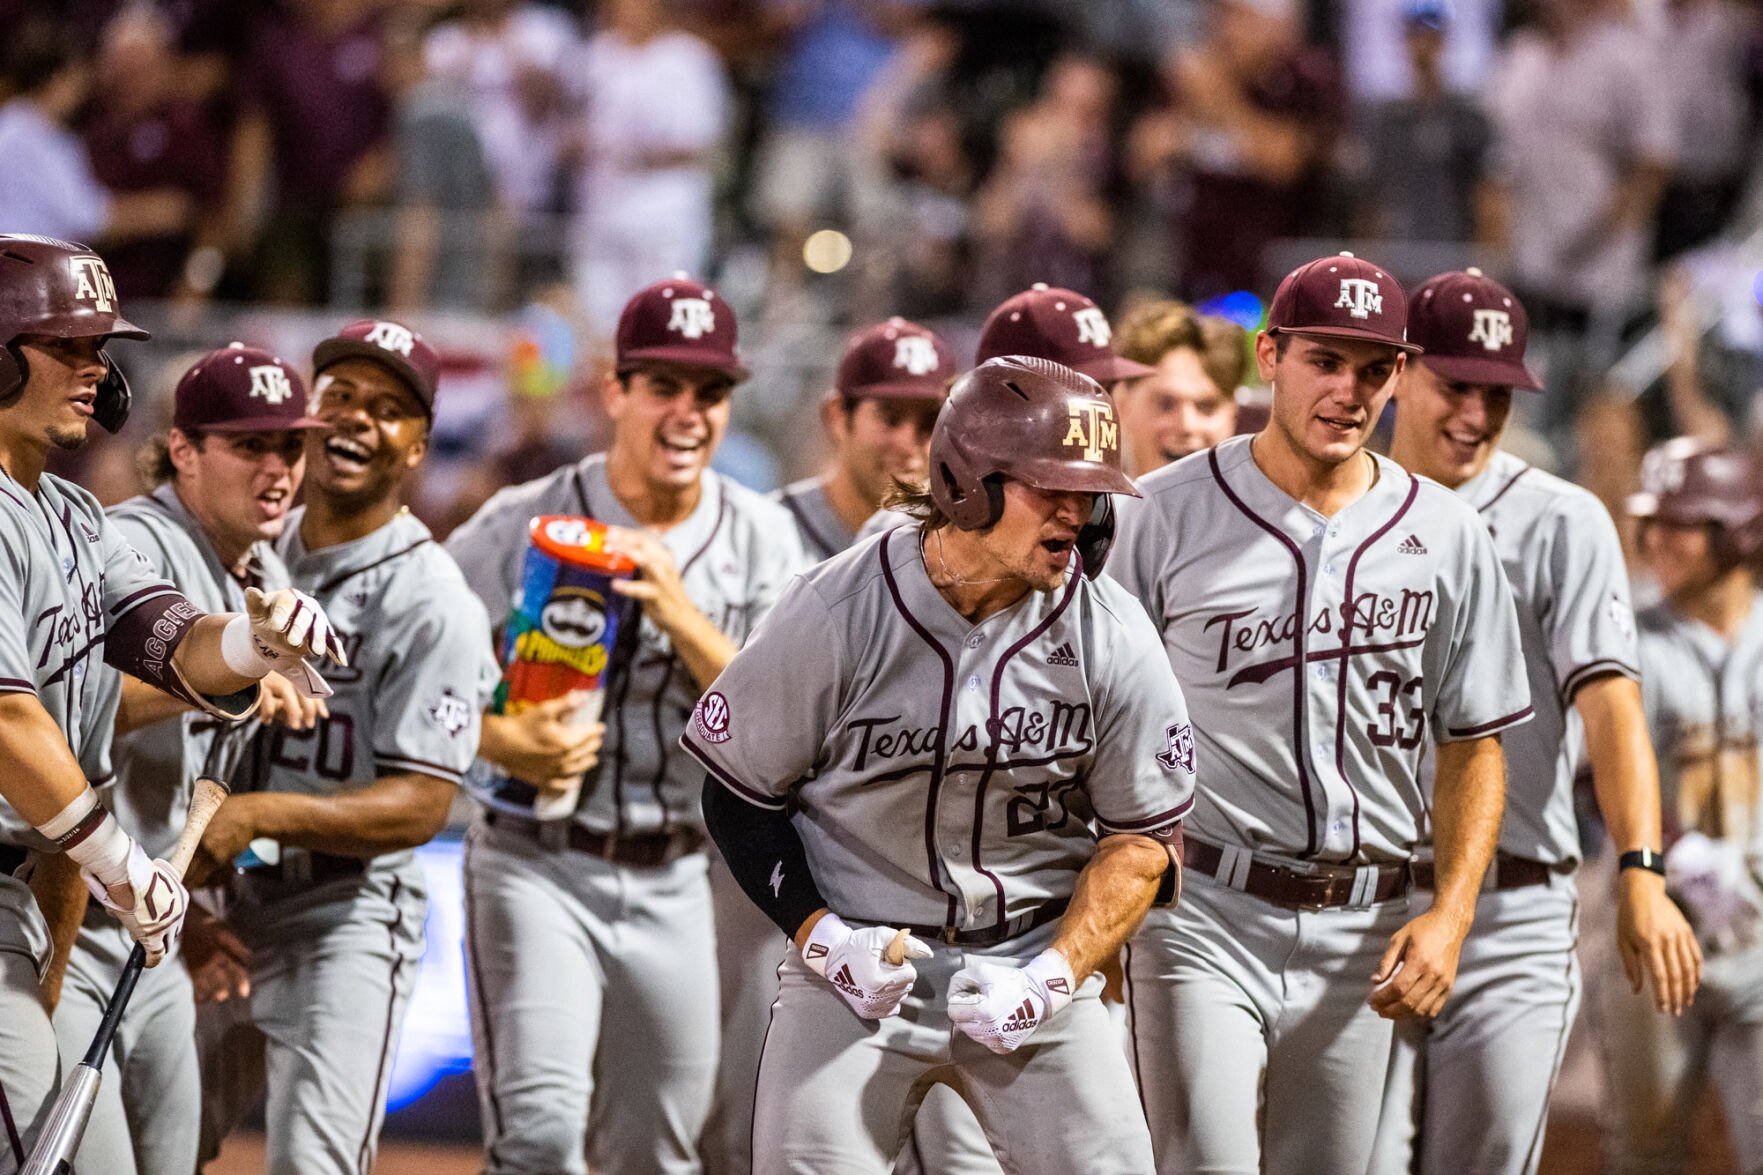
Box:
(220, 613), (275, 680)
(1025, 948), (1078, 1018)
(800, 912), (850, 979)
(35, 786), (99, 841)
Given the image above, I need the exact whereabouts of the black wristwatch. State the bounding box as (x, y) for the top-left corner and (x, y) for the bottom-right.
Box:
(1618, 848), (1666, 876)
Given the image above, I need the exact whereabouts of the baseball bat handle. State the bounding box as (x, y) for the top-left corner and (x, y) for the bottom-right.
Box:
(166, 776), (230, 881)
(884, 927), (910, 967)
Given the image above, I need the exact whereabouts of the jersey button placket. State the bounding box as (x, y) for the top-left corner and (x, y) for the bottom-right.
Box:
(1305, 526), (1353, 857)
(942, 638), (991, 926)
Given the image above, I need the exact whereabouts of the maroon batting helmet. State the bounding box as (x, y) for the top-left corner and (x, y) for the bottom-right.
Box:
(929, 356), (1138, 575)
(0, 234), (149, 433)
(1628, 438), (1763, 566)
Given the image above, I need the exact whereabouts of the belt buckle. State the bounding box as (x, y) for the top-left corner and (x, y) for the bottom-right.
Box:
(599, 832), (622, 862)
(940, 926), (960, 945)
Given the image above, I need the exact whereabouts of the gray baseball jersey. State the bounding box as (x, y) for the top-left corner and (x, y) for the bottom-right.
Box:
(1435, 450), (1640, 863)
(1369, 450), (1633, 1175)
(101, 485), (291, 857)
(773, 476), (854, 562)
(1636, 595), (1763, 862)
(683, 523), (1197, 930)
(250, 507), (499, 824)
(0, 471), (253, 851)
(1110, 436), (1533, 864)
(446, 453), (806, 833)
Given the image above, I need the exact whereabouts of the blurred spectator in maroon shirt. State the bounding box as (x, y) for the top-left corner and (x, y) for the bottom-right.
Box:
(224, 0), (396, 304)
(1128, 0), (1341, 300)
(972, 52), (1119, 309)
(82, 6), (230, 299)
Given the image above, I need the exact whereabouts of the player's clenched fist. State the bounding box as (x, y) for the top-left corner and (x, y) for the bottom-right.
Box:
(222, 586), (347, 699)
(947, 950), (1076, 1055)
(800, 913), (931, 1020)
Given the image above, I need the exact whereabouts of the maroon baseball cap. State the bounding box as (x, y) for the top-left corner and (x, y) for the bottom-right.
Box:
(312, 319), (441, 415)
(976, 284), (1154, 383)
(1266, 252), (1421, 353)
(1408, 268), (1542, 390)
(615, 274), (748, 381)
(173, 343), (324, 434)
(836, 318), (955, 400)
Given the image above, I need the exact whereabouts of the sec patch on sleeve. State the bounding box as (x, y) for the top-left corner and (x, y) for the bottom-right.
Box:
(694, 690), (732, 744)
(1155, 722), (1194, 773)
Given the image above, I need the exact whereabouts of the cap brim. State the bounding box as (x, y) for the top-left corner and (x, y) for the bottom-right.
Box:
(1420, 353), (1544, 391)
(1073, 354), (1157, 383)
(1272, 326), (1423, 354)
(618, 345), (749, 383)
(312, 338), (432, 410)
(202, 415), (330, 433)
(106, 317), (151, 342)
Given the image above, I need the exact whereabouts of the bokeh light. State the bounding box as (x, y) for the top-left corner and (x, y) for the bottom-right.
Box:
(803, 229), (853, 274)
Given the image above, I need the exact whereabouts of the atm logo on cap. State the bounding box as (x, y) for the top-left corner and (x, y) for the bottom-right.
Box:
(1334, 278), (1383, 321)
(1064, 400), (1119, 463)
(249, 365), (294, 405)
(1468, 309), (1514, 352)
(893, 335), (939, 375)
(364, 321), (415, 356)
(667, 298), (715, 339)
(1072, 307), (1111, 347)
(69, 257), (116, 313)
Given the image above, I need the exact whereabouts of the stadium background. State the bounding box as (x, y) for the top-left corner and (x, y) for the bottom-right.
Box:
(4, 0), (1761, 1168)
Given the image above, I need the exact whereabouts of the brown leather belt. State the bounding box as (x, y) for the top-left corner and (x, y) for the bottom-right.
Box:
(893, 897), (1071, 948)
(485, 810), (705, 868)
(1411, 851), (1569, 892)
(1184, 837), (1409, 910)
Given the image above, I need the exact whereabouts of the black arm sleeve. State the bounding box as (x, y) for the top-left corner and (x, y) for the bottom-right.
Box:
(702, 775), (830, 938)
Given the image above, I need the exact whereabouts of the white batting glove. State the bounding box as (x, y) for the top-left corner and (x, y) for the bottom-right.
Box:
(800, 913), (932, 1020)
(70, 822), (188, 968)
(947, 949), (1076, 1055)
(221, 587), (346, 699)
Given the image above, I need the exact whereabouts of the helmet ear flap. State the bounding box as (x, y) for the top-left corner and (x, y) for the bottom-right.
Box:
(931, 440), (1002, 531)
(93, 351), (131, 434)
(1076, 493), (1115, 579)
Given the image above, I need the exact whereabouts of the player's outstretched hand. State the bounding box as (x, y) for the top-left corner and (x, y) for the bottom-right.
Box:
(1369, 908), (1467, 1020)
(1618, 868), (1702, 1016)
(256, 669), (328, 731)
(184, 905), (252, 1003)
(238, 586), (345, 699)
(947, 949), (1076, 1055)
(82, 841), (189, 968)
(799, 913), (931, 1020)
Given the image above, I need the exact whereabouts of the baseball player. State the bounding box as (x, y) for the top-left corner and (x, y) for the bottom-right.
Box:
(764, 318), (1003, 1175)
(774, 317), (953, 562)
(447, 276), (806, 1175)
(685, 355), (1195, 1175)
(0, 235), (339, 1172)
(1112, 252), (1532, 1174)
(193, 319), (498, 1175)
(51, 342), (328, 1175)
(1110, 298), (1246, 475)
(1372, 271), (1700, 1174)
(1596, 440), (1763, 1173)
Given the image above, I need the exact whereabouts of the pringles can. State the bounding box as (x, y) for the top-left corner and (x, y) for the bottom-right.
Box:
(467, 515), (637, 819)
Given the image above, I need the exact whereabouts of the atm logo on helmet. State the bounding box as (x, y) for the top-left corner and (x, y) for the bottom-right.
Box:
(1063, 400), (1119, 463)
(69, 256), (116, 313)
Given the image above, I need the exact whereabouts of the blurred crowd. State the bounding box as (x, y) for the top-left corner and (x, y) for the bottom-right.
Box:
(4, 0), (1763, 517)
